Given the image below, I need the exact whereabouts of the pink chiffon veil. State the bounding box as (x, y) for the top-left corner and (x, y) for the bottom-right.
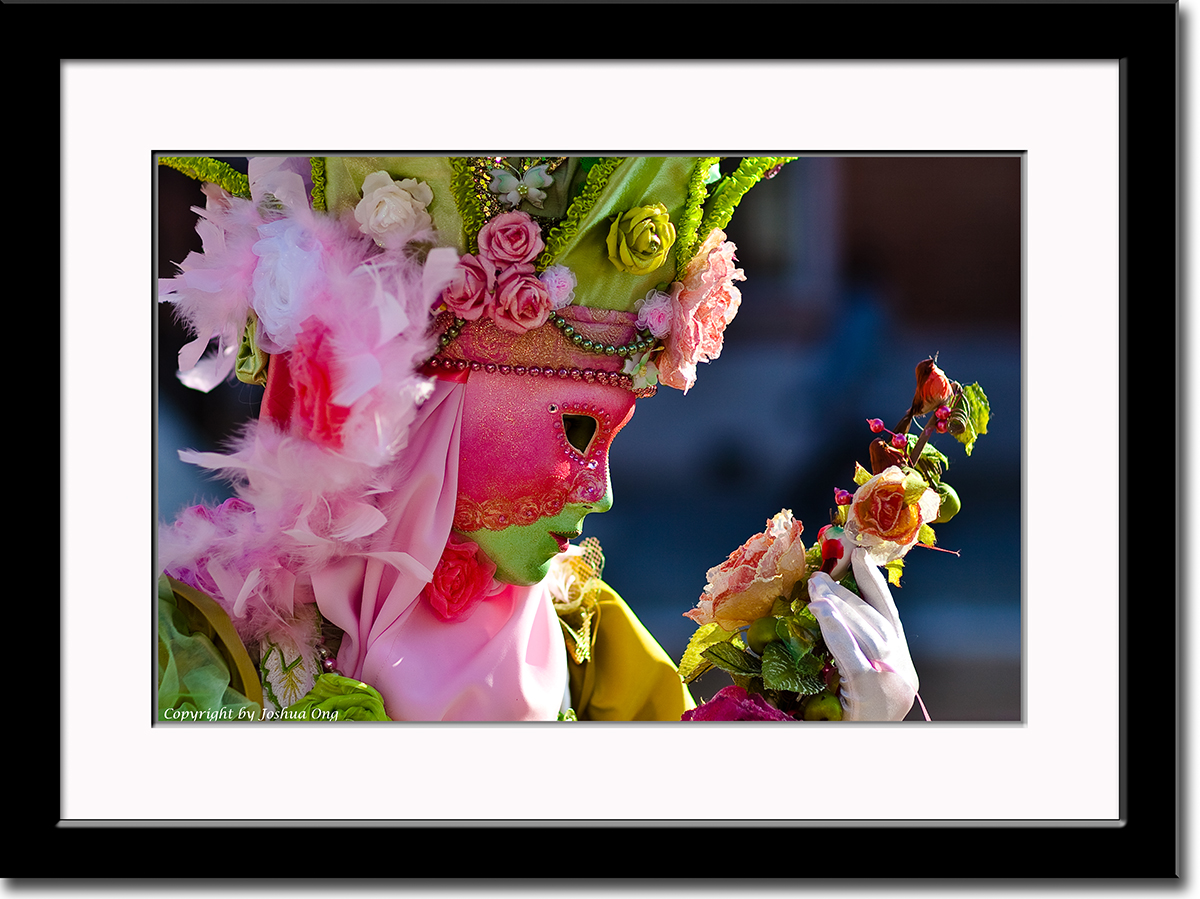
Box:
(309, 377), (568, 721)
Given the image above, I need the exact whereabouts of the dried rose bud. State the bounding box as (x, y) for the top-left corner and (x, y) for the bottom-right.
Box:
(869, 437), (908, 474)
(914, 358), (954, 415)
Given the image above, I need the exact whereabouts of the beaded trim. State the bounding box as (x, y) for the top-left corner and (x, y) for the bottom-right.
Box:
(425, 355), (657, 398)
(434, 313), (658, 362)
(547, 312), (655, 359)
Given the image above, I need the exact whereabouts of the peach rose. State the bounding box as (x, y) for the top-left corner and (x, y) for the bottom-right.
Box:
(685, 510), (807, 631)
(845, 466), (940, 565)
(657, 229), (745, 393)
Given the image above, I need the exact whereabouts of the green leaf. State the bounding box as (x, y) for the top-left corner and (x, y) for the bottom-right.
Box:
(918, 523), (937, 546)
(792, 602), (820, 631)
(953, 382), (991, 456)
(901, 469), (929, 504)
(679, 622), (737, 683)
(883, 558), (905, 587)
(853, 462), (873, 486)
(915, 443), (950, 484)
(702, 642), (763, 677)
(761, 642), (826, 695)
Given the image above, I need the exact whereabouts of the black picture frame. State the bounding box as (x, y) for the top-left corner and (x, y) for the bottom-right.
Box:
(41, 0), (1178, 885)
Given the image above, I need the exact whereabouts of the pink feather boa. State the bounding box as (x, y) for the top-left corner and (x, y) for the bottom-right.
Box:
(159, 161), (459, 647)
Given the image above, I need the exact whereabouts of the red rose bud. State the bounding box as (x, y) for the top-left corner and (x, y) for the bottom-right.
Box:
(914, 358), (954, 415)
(869, 438), (908, 474)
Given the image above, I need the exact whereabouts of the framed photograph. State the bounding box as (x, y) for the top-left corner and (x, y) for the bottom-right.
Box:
(51, 1), (1176, 882)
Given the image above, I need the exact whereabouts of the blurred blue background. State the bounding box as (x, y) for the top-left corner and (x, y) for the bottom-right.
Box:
(157, 156), (1022, 721)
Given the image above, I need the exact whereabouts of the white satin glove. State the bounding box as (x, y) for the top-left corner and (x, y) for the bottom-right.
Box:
(807, 548), (919, 721)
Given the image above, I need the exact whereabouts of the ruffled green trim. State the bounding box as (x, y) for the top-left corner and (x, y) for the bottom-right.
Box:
(450, 157), (487, 255)
(673, 156), (722, 274)
(537, 157), (626, 270)
(310, 156), (327, 211)
(699, 156), (798, 241)
(158, 156), (251, 198)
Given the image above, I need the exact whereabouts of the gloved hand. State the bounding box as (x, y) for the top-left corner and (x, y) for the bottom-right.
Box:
(807, 548), (919, 721)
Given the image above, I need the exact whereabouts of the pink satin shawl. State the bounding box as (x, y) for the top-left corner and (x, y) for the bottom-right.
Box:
(309, 378), (568, 721)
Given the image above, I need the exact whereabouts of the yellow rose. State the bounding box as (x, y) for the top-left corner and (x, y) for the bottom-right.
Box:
(606, 203), (676, 275)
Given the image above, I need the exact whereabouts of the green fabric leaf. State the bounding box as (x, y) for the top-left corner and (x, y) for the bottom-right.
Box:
(701, 642), (762, 677)
(761, 642), (825, 695)
(952, 382), (991, 456)
(915, 442), (950, 484)
(883, 558), (905, 587)
(679, 621), (738, 683)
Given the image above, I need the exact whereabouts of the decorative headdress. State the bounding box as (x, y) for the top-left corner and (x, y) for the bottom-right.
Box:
(157, 155), (795, 718)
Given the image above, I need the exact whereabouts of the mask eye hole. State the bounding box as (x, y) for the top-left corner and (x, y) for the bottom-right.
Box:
(561, 414), (598, 456)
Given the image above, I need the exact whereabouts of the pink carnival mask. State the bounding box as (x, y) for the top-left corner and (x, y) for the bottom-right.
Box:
(427, 307), (645, 585)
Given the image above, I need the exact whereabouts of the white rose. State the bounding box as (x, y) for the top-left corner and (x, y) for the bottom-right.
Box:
(354, 171), (434, 249)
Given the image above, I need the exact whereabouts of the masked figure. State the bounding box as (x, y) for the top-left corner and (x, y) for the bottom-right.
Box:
(157, 156), (918, 722)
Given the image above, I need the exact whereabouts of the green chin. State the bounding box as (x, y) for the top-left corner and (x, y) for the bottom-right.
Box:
(456, 511), (588, 586)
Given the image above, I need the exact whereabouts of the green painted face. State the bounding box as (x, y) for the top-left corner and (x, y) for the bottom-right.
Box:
(451, 370), (634, 586)
(457, 499), (611, 586)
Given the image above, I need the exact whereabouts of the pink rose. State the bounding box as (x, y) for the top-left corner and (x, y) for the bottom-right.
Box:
(291, 318), (350, 449)
(681, 685), (795, 721)
(539, 264), (577, 310)
(634, 289), (674, 338)
(421, 534), (498, 622)
(477, 211), (545, 266)
(442, 253), (496, 321)
(685, 510), (807, 631)
(657, 229), (745, 393)
(493, 264), (552, 333)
